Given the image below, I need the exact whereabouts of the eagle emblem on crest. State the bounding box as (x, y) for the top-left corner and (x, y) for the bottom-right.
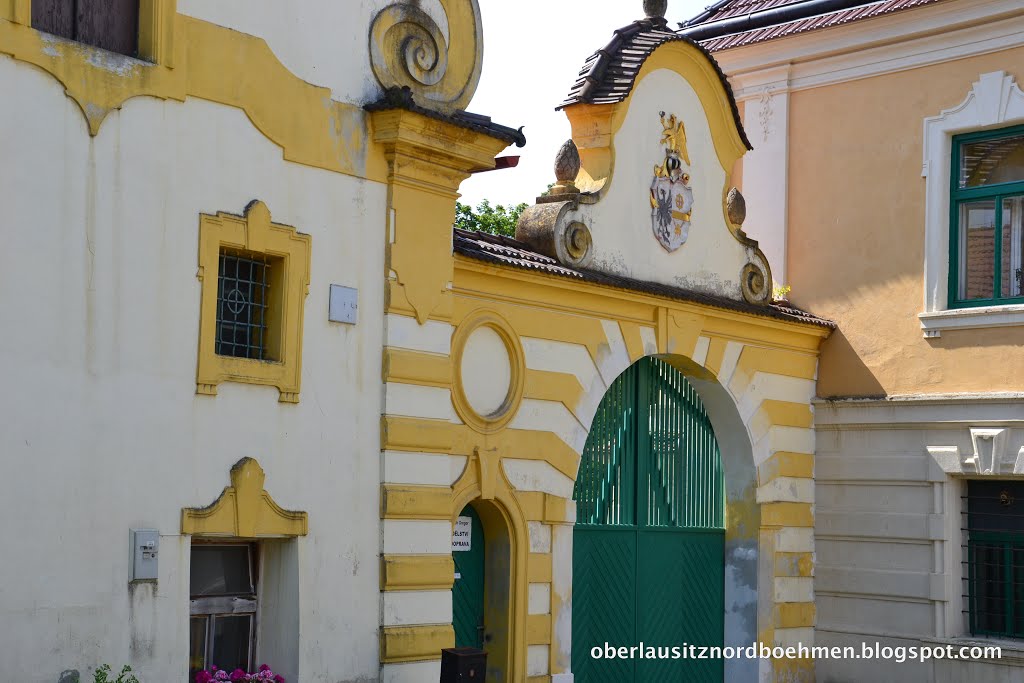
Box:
(650, 112), (694, 252)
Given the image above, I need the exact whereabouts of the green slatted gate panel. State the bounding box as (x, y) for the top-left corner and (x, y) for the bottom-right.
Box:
(452, 504), (486, 648)
(572, 357), (725, 683)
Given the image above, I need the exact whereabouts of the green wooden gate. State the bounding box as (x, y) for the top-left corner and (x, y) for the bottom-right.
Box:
(453, 504), (486, 648)
(572, 357), (725, 682)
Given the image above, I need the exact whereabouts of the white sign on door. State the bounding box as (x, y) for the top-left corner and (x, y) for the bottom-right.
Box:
(452, 516), (472, 551)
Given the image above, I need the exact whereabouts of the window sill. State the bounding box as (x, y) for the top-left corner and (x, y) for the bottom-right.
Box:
(918, 304), (1024, 337)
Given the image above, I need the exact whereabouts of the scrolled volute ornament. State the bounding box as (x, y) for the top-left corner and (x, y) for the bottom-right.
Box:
(369, 0), (483, 114)
(741, 250), (772, 305)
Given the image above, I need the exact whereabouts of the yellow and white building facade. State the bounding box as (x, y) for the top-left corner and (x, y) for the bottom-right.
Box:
(1, 1), (832, 682)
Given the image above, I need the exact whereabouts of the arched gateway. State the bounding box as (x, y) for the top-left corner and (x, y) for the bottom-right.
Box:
(372, 4), (834, 683)
(573, 356), (725, 681)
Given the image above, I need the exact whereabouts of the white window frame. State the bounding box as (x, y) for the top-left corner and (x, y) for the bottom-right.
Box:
(189, 542), (259, 675)
(920, 71), (1024, 337)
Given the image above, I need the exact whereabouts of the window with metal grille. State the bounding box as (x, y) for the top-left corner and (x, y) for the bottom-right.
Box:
(189, 544), (258, 679)
(216, 249), (276, 361)
(964, 480), (1024, 638)
(31, 0), (140, 57)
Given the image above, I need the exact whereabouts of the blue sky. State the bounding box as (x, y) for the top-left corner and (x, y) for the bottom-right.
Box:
(460, 0), (710, 209)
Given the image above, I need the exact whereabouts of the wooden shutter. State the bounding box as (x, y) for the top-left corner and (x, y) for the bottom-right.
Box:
(31, 0), (75, 40)
(32, 0), (139, 56)
(77, 0), (139, 56)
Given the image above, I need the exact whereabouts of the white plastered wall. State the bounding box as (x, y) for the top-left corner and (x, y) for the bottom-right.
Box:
(0, 57), (386, 682)
(177, 0), (452, 104)
(581, 69), (750, 299)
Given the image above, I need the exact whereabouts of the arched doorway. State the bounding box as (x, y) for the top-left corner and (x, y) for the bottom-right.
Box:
(450, 497), (518, 682)
(453, 503), (486, 648)
(572, 356), (725, 682)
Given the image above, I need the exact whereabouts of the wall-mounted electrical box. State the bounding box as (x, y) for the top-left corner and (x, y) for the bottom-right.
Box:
(130, 529), (159, 582)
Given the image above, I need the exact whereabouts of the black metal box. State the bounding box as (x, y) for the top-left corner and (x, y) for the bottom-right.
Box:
(440, 647), (487, 682)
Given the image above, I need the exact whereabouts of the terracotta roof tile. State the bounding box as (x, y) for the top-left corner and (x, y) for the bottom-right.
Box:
(558, 16), (752, 150)
(452, 228), (835, 329)
(688, 0), (946, 51)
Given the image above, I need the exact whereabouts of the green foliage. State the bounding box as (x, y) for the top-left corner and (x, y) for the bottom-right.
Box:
(94, 665), (140, 683)
(455, 199), (528, 238)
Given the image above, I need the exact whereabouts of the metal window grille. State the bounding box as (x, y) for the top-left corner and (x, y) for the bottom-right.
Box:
(216, 250), (271, 360)
(962, 480), (1024, 638)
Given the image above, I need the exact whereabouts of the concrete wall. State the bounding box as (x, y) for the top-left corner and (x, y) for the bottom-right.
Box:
(815, 399), (1024, 682)
(0, 37), (386, 683)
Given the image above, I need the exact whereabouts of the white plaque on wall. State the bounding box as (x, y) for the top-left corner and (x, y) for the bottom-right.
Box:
(452, 516), (472, 551)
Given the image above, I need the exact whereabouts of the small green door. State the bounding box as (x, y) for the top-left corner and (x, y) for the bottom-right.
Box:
(452, 504), (486, 648)
(572, 357), (725, 682)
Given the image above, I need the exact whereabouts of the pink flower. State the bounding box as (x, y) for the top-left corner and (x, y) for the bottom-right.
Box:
(195, 672), (213, 683)
(259, 665), (271, 673)
(229, 669), (247, 681)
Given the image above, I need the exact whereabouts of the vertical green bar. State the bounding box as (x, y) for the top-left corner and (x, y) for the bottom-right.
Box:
(636, 358), (648, 528)
(995, 196), (1004, 298)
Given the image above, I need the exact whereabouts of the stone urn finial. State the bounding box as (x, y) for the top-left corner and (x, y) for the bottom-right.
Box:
(550, 139), (581, 195)
(644, 0), (668, 20)
(726, 187), (747, 227)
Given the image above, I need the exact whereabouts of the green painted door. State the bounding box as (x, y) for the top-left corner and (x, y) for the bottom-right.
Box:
(452, 504), (486, 648)
(572, 357), (725, 682)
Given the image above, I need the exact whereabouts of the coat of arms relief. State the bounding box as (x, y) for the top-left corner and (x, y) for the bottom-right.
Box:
(650, 112), (694, 252)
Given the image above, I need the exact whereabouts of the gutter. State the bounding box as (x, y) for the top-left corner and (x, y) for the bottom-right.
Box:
(678, 0), (888, 41)
(679, 0), (738, 29)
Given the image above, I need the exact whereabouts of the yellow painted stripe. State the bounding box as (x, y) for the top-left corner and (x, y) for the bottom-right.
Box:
(527, 614), (552, 645)
(528, 553), (552, 583)
(381, 554), (455, 591)
(665, 310), (704, 358)
(453, 297), (608, 366)
(515, 491), (545, 521)
(749, 400), (815, 443)
(544, 494), (573, 524)
(383, 417), (582, 479)
(703, 338), (728, 377)
(761, 502), (814, 528)
(758, 400), (814, 428)
(732, 347), (817, 386)
(758, 451), (814, 483)
(383, 348), (450, 387)
(381, 484), (452, 520)
(524, 369), (585, 422)
(618, 321), (646, 363)
(382, 416), (454, 454)
(700, 315), (827, 350)
(380, 624), (454, 663)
